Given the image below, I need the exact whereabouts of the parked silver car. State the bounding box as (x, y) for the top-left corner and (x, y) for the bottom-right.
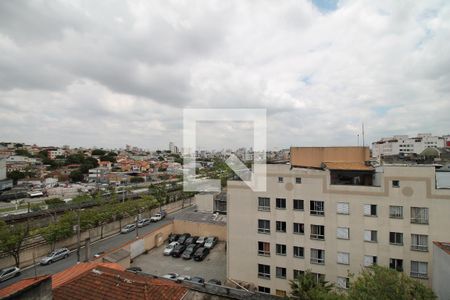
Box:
(121, 224), (136, 233)
(0, 267), (20, 282)
(40, 248), (70, 265)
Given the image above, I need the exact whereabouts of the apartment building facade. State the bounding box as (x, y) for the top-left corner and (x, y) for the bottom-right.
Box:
(372, 133), (446, 158)
(227, 148), (450, 297)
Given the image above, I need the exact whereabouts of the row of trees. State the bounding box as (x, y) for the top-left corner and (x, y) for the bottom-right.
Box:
(289, 266), (435, 300)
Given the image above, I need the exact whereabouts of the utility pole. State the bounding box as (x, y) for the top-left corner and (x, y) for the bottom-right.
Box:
(135, 215), (139, 239)
(76, 205), (81, 263)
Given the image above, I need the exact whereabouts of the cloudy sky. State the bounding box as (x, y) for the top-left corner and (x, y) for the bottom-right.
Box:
(0, 0), (449, 150)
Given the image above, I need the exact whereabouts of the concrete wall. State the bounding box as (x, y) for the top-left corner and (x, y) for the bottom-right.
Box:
(0, 198), (192, 269)
(173, 219), (227, 241)
(0, 158), (6, 180)
(290, 146), (370, 168)
(195, 193), (215, 213)
(432, 243), (450, 299)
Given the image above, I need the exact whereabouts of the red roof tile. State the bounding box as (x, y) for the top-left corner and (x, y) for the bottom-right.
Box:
(0, 275), (51, 298)
(53, 265), (187, 300)
(52, 262), (125, 289)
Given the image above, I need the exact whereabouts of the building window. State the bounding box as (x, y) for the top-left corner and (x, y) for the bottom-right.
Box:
(363, 204), (377, 216)
(389, 258), (403, 272)
(293, 246), (304, 258)
(337, 252), (350, 265)
(276, 198), (286, 209)
(363, 255), (377, 267)
(392, 180), (400, 188)
(276, 267), (287, 279)
(311, 225), (325, 240)
(411, 207), (429, 224)
(258, 286), (270, 294)
(276, 244), (287, 256)
(411, 261), (428, 279)
(389, 232), (403, 246)
(276, 290), (287, 297)
(276, 221), (286, 233)
(258, 197), (270, 211)
(293, 269), (304, 279)
(337, 202), (349, 215)
(336, 277), (349, 289)
(293, 199), (304, 211)
(336, 227), (349, 240)
(310, 201), (325, 216)
(364, 230), (377, 242)
(389, 206), (403, 219)
(258, 264), (270, 279)
(258, 241), (270, 256)
(411, 234), (428, 252)
(310, 248), (325, 265)
(258, 219), (270, 234)
(293, 223), (304, 235)
(278, 177), (284, 183)
(295, 177), (302, 184)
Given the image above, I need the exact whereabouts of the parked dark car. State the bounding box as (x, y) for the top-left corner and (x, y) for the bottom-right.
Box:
(168, 233), (180, 243)
(190, 276), (205, 284)
(178, 233), (191, 245)
(207, 279), (222, 285)
(181, 244), (200, 260)
(171, 244), (187, 258)
(126, 267), (142, 272)
(185, 236), (198, 245)
(193, 247), (209, 261)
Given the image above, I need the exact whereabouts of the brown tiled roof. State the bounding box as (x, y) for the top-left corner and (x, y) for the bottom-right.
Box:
(322, 161), (374, 171)
(52, 262), (125, 289)
(433, 241), (450, 255)
(53, 265), (187, 300)
(0, 275), (51, 298)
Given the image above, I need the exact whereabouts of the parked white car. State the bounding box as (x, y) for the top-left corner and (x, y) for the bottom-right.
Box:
(162, 273), (179, 281)
(121, 224), (136, 234)
(150, 211), (167, 222)
(163, 242), (179, 256)
(40, 248), (70, 265)
(0, 267), (20, 282)
(137, 218), (150, 228)
(204, 236), (218, 249)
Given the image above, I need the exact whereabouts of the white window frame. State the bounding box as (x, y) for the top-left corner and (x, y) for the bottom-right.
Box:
(310, 248), (325, 265)
(389, 205), (403, 219)
(337, 252), (349, 265)
(411, 261), (428, 279)
(337, 202), (349, 215)
(411, 207), (429, 224)
(293, 246), (304, 259)
(336, 276), (349, 289)
(336, 227), (349, 240)
(363, 204), (377, 216)
(364, 230), (377, 242)
(363, 255), (377, 267)
(411, 234), (428, 252)
(258, 197), (270, 211)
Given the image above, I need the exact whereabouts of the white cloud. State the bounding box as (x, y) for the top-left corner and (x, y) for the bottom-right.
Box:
(0, 0), (449, 149)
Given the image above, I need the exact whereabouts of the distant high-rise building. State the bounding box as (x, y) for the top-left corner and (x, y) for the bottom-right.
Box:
(169, 142), (179, 154)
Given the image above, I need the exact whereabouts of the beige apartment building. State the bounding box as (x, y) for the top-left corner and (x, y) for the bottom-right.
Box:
(227, 147), (450, 297)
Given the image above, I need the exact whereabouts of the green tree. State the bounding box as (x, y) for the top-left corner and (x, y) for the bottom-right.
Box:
(347, 265), (435, 300)
(44, 198), (65, 208)
(151, 184), (167, 210)
(69, 170), (84, 182)
(290, 270), (343, 300)
(92, 149), (107, 156)
(14, 149), (33, 157)
(0, 220), (29, 267)
(7, 170), (26, 184)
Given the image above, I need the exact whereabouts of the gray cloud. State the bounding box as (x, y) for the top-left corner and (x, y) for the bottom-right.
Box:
(0, 0), (449, 149)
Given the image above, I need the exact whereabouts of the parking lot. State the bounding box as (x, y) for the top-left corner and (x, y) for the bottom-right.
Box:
(131, 241), (227, 283)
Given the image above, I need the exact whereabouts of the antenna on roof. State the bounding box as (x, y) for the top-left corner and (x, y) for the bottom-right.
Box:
(362, 123), (365, 147)
(357, 134), (360, 146)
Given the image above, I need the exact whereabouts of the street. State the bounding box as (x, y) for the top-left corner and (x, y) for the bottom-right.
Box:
(0, 205), (195, 289)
